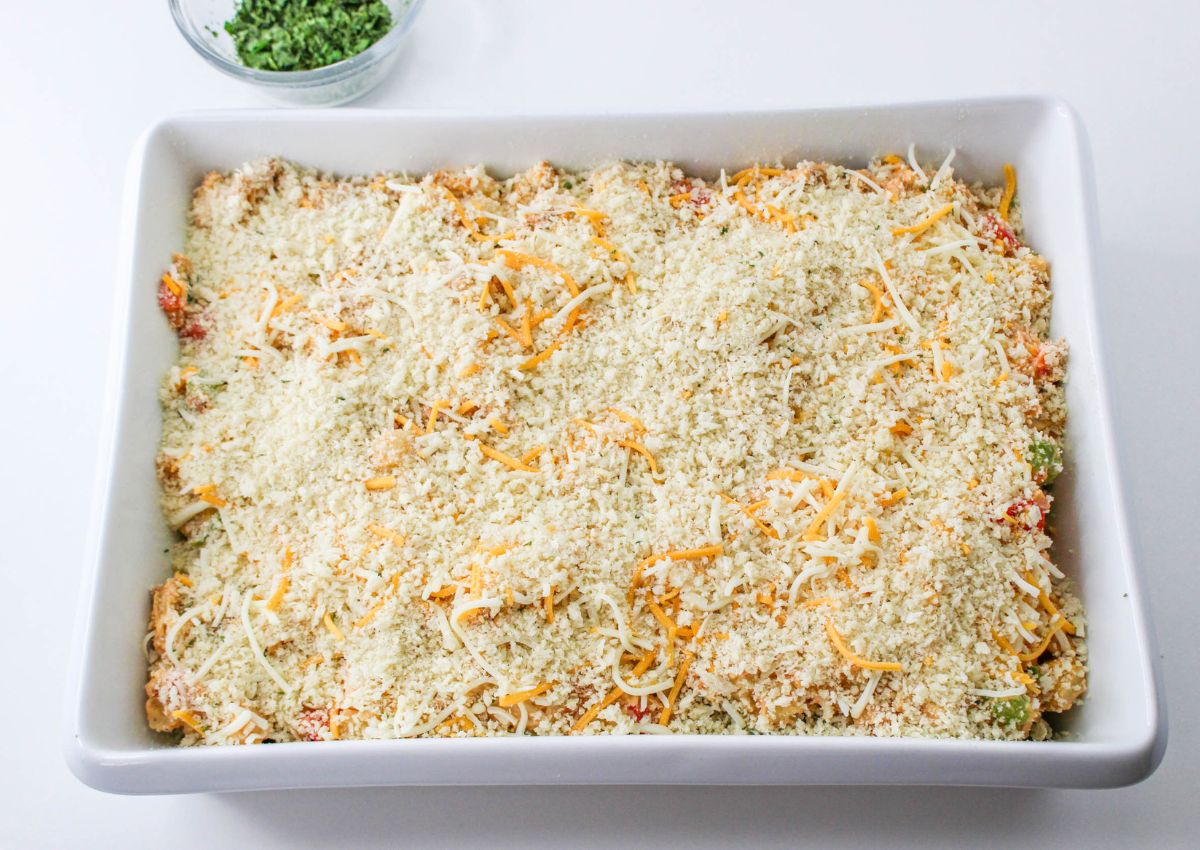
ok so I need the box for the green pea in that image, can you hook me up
[991,695,1031,727]
[1027,440,1062,484]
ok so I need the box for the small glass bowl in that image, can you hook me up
[169,0,425,107]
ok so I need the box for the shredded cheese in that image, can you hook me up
[322,612,345,642]
[479,443,539,473]
[824,620,902,672]
[999,163,1017,221]
[498,682,551,707]
[519,338,563,371]
[657,651,694,725]
[891,203,954,238]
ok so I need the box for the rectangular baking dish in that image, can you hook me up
[64,98,1166,794]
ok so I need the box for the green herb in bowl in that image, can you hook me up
[225,0,394,72]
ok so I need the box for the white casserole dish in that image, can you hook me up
[64,98,1167,793]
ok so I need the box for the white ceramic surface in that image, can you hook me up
[63,99,1166,794]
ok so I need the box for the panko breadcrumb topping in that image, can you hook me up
[146,151,1085,745]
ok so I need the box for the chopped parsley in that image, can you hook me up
[225,0,394,72]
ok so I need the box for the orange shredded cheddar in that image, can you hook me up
[860,279,887,323]
[479,443,538,472]
[499,682,551,707]
[488,417,509,436]
[865,517,880,543]
[175,366,198,392]
[802,490,848,541]
[765,205,797,233]
[312,314,347,333]
[495,275,518,308]
[665,544,723,562]
[993,629,1019,657]
[878,488,908,507]
[497,250,581,297]
[721,494,779,539]
[364,476,396,492]
[162,273,184,298]
[607,407,646,432]
[545,585,555,623]
[436,715,475,734]
[891,203,954,237]
[658,651,695,725]
[615,439,659,475]
[171,709,204,734]
[265,570,290,612]
[646,593,678,639]
[520,446,545,465]
[824,619,902,671]
[198,492,227,508]
[766,468,814,482]
[425,400,449,434]
[732,176,761,218]
[729,166,786,183]
[572,650,656,732]
[494,317,530,349]
[322,613,345,641]
[1018,619,1067,662]
[999,163,1017,220]
[1012,670,1039,693]
[744,501,779,539]
[571,207,609,234]
[520,301,534,348]
[353,598,388,629]
[519,338,563,371]
[366,523,405,546]
[1034,581,1078,635]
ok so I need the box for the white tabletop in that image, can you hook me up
[2,0,1196,846]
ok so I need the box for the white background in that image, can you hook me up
[1,0,1197,846]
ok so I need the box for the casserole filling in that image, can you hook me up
[147,153,1084,743]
